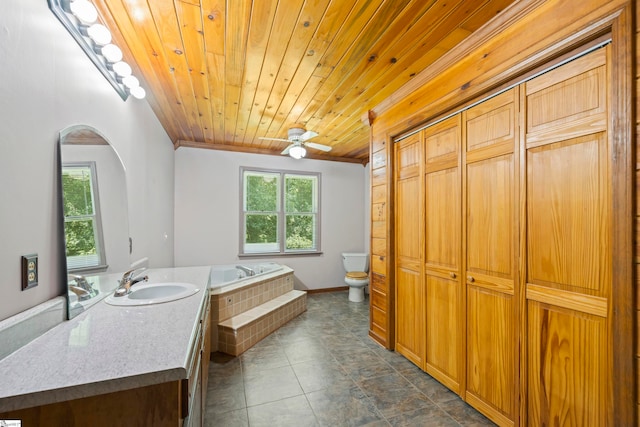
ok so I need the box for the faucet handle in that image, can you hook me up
[122,267,146,280]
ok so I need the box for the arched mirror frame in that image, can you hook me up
[58,125,131,318]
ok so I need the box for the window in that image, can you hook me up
[62,163,106,271]
[241,168,320,255]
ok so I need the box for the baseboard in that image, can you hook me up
[306,286,349,294]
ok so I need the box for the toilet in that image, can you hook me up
[342,253,369,302]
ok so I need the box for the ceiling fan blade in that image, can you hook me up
[305,141,332,152]
[281,144,295,155]
[259,136,292,143]
[299,130,318,141]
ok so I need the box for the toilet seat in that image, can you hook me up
[345,271,368,302]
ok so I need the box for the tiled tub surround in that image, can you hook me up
[0,266,211,414]
[210,266,307,356]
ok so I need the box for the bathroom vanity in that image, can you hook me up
[0,266,211,427]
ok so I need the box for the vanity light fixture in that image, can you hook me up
[69,0,97,24]
[289,145,306,159]
[86,24,111,45]
[122,75,139,89]
[100,44,123,63]
[112,61,132,77]
[48,0,146,100]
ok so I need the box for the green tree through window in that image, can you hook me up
[62,163,106,270]
[242,168,320,254]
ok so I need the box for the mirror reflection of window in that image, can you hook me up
[62,162,106,271]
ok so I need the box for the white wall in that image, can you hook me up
[0,0,175,321]
[174,148,368,291]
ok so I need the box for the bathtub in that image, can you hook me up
[209,262,284,293]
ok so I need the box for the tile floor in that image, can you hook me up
[205,291,495,426]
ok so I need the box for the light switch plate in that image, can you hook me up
[22,254,38,290]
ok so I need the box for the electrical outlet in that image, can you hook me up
[21,254,38,290]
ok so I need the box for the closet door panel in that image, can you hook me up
[395,135,425,368]
[524,48,610,424]
[463,87,518,426]
[526,134,607,296]
[396,177,422,261]
[423,115,463,394]
[425,274,462,391]
[527,301,607,426]
[425,168,460,270]
[396,266,425,367]
[466,154,514,279]
[466,287,515,424]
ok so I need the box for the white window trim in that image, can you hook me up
[62,162,108,272]
[239,167,322,257]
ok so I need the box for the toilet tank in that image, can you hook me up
[342,253,369,272]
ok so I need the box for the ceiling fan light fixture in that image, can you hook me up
[289,145,306,159]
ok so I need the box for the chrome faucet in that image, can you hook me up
[113,268,148,297]
[236,265,255,276]
[68,274,97,301]
[68,274,93,292]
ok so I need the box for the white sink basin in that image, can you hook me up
[105,282,199,306]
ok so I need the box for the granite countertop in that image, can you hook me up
[0,266,211,413]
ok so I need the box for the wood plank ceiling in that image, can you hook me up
[94,0,515,164]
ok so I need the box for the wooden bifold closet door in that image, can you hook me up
[423,116,463,393]
[463,88,519,426]
[523,47,610,425]
[394,134,426,368]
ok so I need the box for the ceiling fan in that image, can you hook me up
[259,127,332,159]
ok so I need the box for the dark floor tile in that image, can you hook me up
[358,372,433,419]
[247,395,319,427]
[306,382,388,427]
[437,398,496,426]
[204,292,490,426]
[250,331,281,349]
[243,365,303,407]
[240,344,289,376]
[282,337,331,364]
[205,381,246,414]
[204,408,249,427]
[387,406,460,427]
[321,333,371,351]
[400,369,460,405]
[343,357,397,382]
[291,358,353,393]
[275,323,318,342]
[209,352,242,378]
[373,347,422,372]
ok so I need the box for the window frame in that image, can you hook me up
[62,161,108,272]
[239,167,322,257]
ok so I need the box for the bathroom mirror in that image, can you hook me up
[59,125,131,318]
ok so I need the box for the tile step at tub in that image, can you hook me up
[217,290,306,356]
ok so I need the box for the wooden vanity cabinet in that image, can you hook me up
[0,296,212,427]
[184,292,212,427]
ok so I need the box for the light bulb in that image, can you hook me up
[70,0,98,24]
[289,145,306,159]
[130,86,146,99]
[112,61,132,77]
[87,24,111,45]
[101,44,123,63]
[122,75,139,89]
